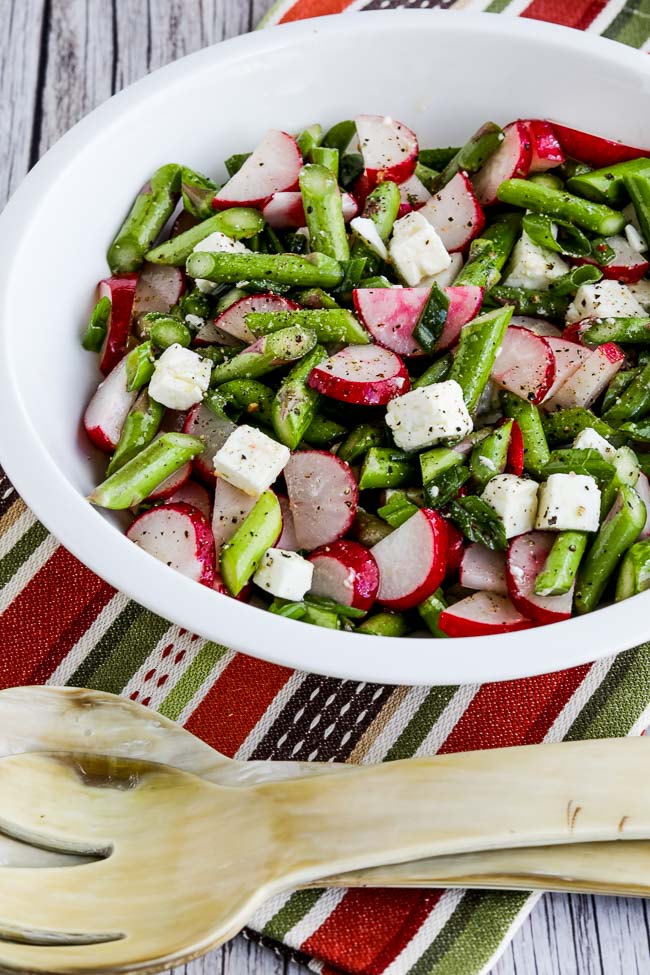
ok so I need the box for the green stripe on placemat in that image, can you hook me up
[263,890,324,941]
[384,687,458,761]
[159,641,230,720]
[0,522,48,586]
[566,645,650,740]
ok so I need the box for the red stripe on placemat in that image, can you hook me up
[521,0,608,29]
[302,890,442,974]
[185,653,293,755]
[278,0,352,23]
[438,665,591,754]
[0,548,112,688]
[30,584,115,684]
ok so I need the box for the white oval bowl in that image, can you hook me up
[1,11,649,686]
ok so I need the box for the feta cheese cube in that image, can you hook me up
[213,425,290,496]
[389,211,451,286]
[482,474,539,538]
[629,279,650,312]
[350,217,388,261]
[566,280,646,324]
[185,313,205,329]
[192,231,251,293]
[503,230,569,291]
[535,473,601,532]
[253,548,314,601]
[148,344,212,410]
[573,427,616,461]
[625,223,648,253]
[385,380,472,451]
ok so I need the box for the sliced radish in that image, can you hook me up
[97,274,138,375]
[182,403,237,485]
[491,326,555,405]
[352,285,481,357]
[544,342,624,411]
[262,190,358,228]
[308,344,409,405]
[163,480,212,521]
[635,472,650,541]
[397,173,431,209]
[550,122,650,168]
[194,319,245,347]
[419,172,485,253]
[146,461,192,501]
[83,354,138,452]
[355,115,418,188]
[446,521,465,578]
[506,531,573,624]
[459,544,507,596]
[213,130,302,209]
[576,235,649,284]
[133,263,185,323]
[472,121,532,206]
[212,477,258,553]
[211,293,299,345]
[371,508,447,611]
[277,494,299,551]
[284,450,358,551]
[542,337,593,402]
[506,420,525,476]
[309,539,379,611]
[511,315,562,338]
[523,119,565,173]
[438,591,535,637]
[127,502,215,586]
[170,210,199,238]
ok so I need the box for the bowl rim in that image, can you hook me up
[1,9,649,687]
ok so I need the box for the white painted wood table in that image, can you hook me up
[2,2,650,971]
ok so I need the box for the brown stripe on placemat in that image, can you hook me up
[0,469,20,523]
[0,497,28,537]
[347,685,414,763]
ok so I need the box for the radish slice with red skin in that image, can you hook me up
[309,540,379,611]
[132,263,185,322]
[575,236,650,284]
[127,502,215,587]
[550,122,650,168]
[262,190,358,228]
[445,521,465,578]
[284,450,358,551]
[397,173,431,210]
[544,342,624,411]
[146,461,192,501]
[472,121,532,206]
[459,544,508,596]
[308,344,409,405]
[510,316,562,338]
[163,480,212,521]
[506,531,573,624]
[522,119,565,173]
[352,286,482,357]
[84,355,138,452]
[371,509,447,611]
[97,274,138,375]
[194,319,244,347]
[542,337,593,402]
[213,130,302,209]
[355,115,418,188]
[277,495,299,551]
[211,293,300,345]
[182,403,237,485]
[438,591,535,636]
[212,478,258,553]
[420,172,485,253]
[491,326,555,405]
[635,472,650,541]
[506,420,525,476]
[560,322,586,345]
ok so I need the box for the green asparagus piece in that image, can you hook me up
[180,166,219,220]
[414,162,440,193]
[423,465,470,508]
[357,612,409,637]
[487,286,570,321]
[413,283,449,354]
[542,407,620,447]
[89,433,203,510]
[528,172,565,191]
[272,345,327,449]
[420,447,464,485]
[623,173,650,247]
[339,153,364,190]
[567,158,650,205]
[179,288,213,321]
[295,288,340,310]
[470,421,512,490]
[245,309,370,344]
[186,250,343,289]
[149,317,192,350]
[297,123,323,157]
[548,265,603,297]
[106,391,165,476]
[501,392,550,477]
[82,296,111,352]
[359,448,418,490]
[418,589,449,638]
[447,496,508,551]
[580,317,650,346]
[600,446,640,518]
[522,213,591,258]
[412,354,453,389]
[338,423,386,464]
[146,208,264,265]
[299,164,350,262]
[351,509,394,546]
[207,380,275,427]
[377,492,419,528]
[602,369,639,413]
[434,122,504,191]
[125,341,155,392]
[362,181,401,241]
[220,491,283,597]
[616,539,650,601]
[211,325,318,384]
[497,179,626,236]
[224,153,251,178]
[302,414,347,448]
[534,531,588,597]
[449,306,512,412]
[453,213,521,289]
[107,163,181,274]
[603,359,650,424]
[575,485,646,613]
[310,146,339,175]
[322,119,356,153]
[619,420,650,442]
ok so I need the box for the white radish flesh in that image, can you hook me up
[163,480,212,521]
[419,172,485,252]
[277,495,299,551]
[214,130,302,209]
[284,451,358,551]
[459,544,507,595]
[84,355,138,452]
[182,404,237,483]
[132,263,185,322]
[506,531,573,624]
[308,344,409,405]
[491,327,555,405]
[262,190,358,228]
[438,591,534,637]
[542,337,593,402]
[511,316,562,338]
[371,509,447,611]
[212,478,257,554]
[211,293,299,345]
[355,114,418,187]
[472,121,532,206]
[309,539,379,611]
[544,342,624,411]
[127,502,216,586]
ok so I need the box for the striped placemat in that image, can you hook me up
[2,1,650,972]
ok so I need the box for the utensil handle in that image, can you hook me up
[269,738,650,882]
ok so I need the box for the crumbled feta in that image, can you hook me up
[628,279,650,311]
[213,425,290,497]
[625,223,648,253]
[535,473,601,532]
[421,252,464,289]
[389,211,451,286]
[503,231,569,291]
[573,427,616,461]
[253,548,314,601]
[148,344,212,410]
[192,231,250,293]
[482,474,539,538]
[350,217,388,260]
[385,380,472,451]
[185,313,205,329]
[566,280,646,323]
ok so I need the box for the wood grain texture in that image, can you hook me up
[1,0,650,971]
